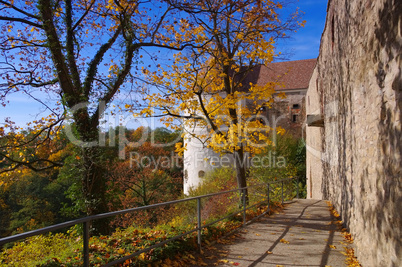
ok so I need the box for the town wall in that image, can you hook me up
[306,0,401,266]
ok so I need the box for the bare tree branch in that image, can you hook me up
[0,0,40,19]
[0,16,42,28]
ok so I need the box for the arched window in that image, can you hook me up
[198,170,205,178]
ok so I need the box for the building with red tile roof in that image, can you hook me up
[255,58,317,91]
[253,58,317,137]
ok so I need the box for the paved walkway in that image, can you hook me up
[201,199,350,267]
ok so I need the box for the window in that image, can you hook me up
[331,15,335,51]
[292,104,300,109]
[198,170,205,178]
[292,114,298,123]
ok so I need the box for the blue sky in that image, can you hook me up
[278,0,328,61]
[0,0,328,128]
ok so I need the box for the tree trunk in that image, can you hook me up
[75,112,110,235]
[81,146,110,235]
[234,146,249,206]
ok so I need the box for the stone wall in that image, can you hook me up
[306,0,401,266]
[306,68,324,199]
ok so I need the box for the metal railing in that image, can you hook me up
[0,177,299,266]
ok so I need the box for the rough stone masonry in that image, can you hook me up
[306,0,401,266]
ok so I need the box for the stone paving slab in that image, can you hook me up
[203,199,349,267]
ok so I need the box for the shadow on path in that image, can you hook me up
[197,199,350,267]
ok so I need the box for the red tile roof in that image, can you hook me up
[247,58,317,91]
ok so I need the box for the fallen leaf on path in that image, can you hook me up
[280,238,290,244]
[329,245,337,249]
[266,251,273,254]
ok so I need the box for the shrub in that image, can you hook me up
[0,232,81,267]
[249,133,307,198]
[186,168,240,221]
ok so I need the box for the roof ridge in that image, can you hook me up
[270,58,317,64]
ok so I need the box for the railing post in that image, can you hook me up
[281,181,284,204]
[267,183,270,214]
[296,177,300,199]
[83,221,90,267]
[197,198,202,253]
[242,188,246,225]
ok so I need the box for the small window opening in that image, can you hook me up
[331,15,335,50]
[198,170,205,178]
[292,114,298,123]
[292,104,300,109]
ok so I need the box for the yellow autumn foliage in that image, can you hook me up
[139,0,304,168]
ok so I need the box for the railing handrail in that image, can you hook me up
[0,176,299,266]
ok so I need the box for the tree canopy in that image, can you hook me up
[140,0,304,191]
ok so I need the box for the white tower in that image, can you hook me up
[182,125,217,194]
[182,98,236,195]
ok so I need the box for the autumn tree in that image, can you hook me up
[0,0,196,234]
[104,126,182,227]
[0,130,75,237]
[140,0,304,195]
